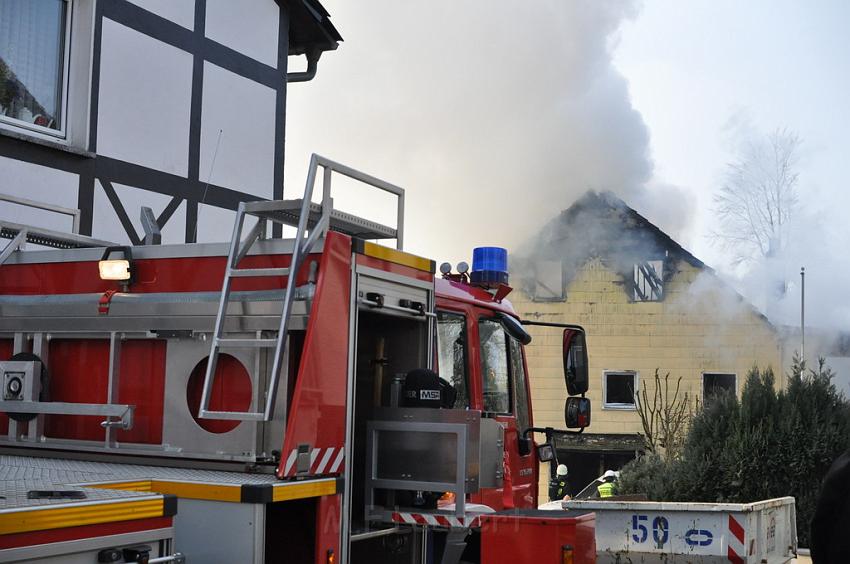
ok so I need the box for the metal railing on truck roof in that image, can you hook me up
[0,193,117,263]
[199,153,405,423]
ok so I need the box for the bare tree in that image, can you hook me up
[713,128,801,265]
[635,369,697,461]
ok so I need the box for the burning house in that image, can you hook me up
[511,191,784,499]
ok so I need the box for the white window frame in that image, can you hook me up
[602,370,639,410]
[701,372,737,402]
[0,0,73,140]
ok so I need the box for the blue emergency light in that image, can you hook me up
[471,246,509,286]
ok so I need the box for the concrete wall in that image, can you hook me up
[514,257,784,435]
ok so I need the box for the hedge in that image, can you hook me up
[618,357,850,547]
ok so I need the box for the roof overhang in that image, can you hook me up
[279,0,342,56]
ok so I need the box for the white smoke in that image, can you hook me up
[731,208,850,332]
[285,0,693,265]
[711,121,850,333]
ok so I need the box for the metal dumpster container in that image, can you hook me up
[564,496,797,563]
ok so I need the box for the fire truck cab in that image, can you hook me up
[0,156,593,564]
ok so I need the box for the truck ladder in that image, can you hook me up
[198,154,405,422]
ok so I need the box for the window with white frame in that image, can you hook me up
[633,260,664,302]
[702,372,736,404]
[0,0,71,137]
[603,371,637,409]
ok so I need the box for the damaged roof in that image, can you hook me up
[515,190,775,327]
[532,190,705,270]
[280,0,343,56]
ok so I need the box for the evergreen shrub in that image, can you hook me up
[618,357,850,547]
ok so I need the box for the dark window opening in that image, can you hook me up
[703,372,736,404]
[604,371,637,408]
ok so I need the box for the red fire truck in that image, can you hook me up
[0,155,594,563]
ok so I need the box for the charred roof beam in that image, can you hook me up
[637,261,663,292]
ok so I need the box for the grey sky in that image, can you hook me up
[283,1,850,329]
[613,0,850,328]
[614,0,850,270]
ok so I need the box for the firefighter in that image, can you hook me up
[597,470,618,498]
[548,464,570,501]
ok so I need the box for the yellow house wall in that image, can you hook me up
[513,258,783,436]
[514,258,782,501]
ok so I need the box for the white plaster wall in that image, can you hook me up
[97,19,193,177]
[0,156,79,232]
[127,0,195,30]
[205,0,279,67]
[199,62,276,199]
[195,203,234,244]
[157,200,187,243]
[91,180,187,244]
[91,182,131,245]
[195,203,262,244]
[113,181,187,245]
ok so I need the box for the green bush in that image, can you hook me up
[618,357,850,547]
[616,452,672,500]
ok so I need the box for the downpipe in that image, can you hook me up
[287,49,322,83]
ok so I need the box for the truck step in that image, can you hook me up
[215,338,278,348]
[228,267,290,278]
[198,409,266,421]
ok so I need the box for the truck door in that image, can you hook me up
[435,309,471,410]
[473,315,537,509]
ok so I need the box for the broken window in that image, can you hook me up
[603,371,637,409]
[532,260,564,302]
[633,260,664,302]
[702,373,736,404]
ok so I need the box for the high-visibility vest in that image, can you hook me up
[597,481,615,498]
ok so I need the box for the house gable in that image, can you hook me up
[513,191,783,498]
